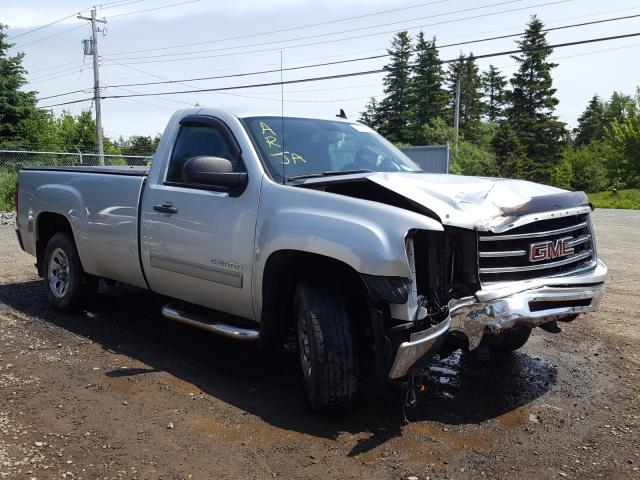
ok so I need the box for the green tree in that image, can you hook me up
[481,64,507,122]
[605,91,637,125]
[17,109,60,150]
[419,117,456,145]
[378,31,413,143]
[122,135,157,156]
[563,142,611,192]
[607,113,640,188]
[73,110,97,151]
[358,96,381,130]
[410,32,447,142]
[0,23,39,148]
[574,94,607,146]
[452,141,498,177]
[550,158,573,190]
[492,122,527,179]
[446,53,485,141]
[507,16,566,184]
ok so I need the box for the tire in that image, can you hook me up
[294,282,358,411]
[491,325,532,354]
[43,232,99,312]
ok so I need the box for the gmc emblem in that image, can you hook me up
[529,237,574,262]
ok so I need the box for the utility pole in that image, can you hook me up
[78,9,106,166]
[453,74,461,162]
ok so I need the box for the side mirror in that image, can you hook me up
[183,156,248,195]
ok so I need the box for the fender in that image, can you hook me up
[33,183,87,256]
[252,180,443,321]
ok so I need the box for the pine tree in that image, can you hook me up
[358,96,381,130]
[378,31,413,143]
[574,95,607,146]
[492,122,527,178]
[446,53,485,141]
[507,16,566,184]
[0,23,38,148]
[482,64,507,122]
[410,32,447,142]
[605,91,637,125]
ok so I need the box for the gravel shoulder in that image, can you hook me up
[0,209,638,480]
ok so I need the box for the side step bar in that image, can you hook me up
[161,303,259,341]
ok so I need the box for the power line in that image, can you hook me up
[38,12,640,101]
[112,12,640,82]
[7,12,82,40]
[105,0,203,19]
[102,0,573,65]
[12,25,87,50]
[28,60,86,76]
[27,4,640,77]
[38,31,640,109]
[103,0,454,56]
[30,69,92,86]
[106,0,536,60]
[101,56,329,104]
[30,64,92,83]
[7,0,148,47]
[98,0,150,11]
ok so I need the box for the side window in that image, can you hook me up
[166,123,242,184]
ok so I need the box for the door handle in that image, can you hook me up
[153,203,178,214]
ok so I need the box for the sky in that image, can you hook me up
[2,0,640,141]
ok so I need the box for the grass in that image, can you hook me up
[0,171,17,211]
[589,189,640,210]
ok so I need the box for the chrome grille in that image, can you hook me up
[478,213,596,284]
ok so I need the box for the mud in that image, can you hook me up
[0,209,638,479]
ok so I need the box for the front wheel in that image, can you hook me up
[43,232,98,312]
[490,325,532,354]
[295,282,358,411]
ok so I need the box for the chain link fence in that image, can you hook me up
[0,149,151,172]
[0,150,152,213]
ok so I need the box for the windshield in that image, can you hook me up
[242,116,422,181]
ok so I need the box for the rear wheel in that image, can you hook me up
[490,325,532,354]
[43,232,98,312]
[295,282,358,411]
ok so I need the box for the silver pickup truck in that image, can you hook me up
[15,108,607,410]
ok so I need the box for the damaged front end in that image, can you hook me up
[448,205,607,352]
[365,205,607,379]
[298,173,607,378]
[362,227,476,379]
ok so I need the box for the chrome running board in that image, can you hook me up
[161,303,259,341]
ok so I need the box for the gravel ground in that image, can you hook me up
[0,212,15,226]
[0,209,638,480]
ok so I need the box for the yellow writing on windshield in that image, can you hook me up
[269,151,306,165]
[259,121,306,164]
[260,121,276,136]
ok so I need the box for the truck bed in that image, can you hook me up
[17,167,148,289]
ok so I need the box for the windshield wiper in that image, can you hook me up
[287,169,372,181]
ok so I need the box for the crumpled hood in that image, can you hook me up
[366,172,575,230]
[298,172,590,230]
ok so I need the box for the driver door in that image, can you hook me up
[141,115,259,319]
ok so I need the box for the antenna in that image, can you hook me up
[280,50,285,185]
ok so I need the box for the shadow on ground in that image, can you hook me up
[0,280,556,456]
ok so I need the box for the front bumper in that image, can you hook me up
[388,314,451,379]
[449,258,608,350]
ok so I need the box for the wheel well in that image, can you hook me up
[36,212,74,277]
[260,250,372,351]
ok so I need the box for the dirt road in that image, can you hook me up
[0,209,638,480]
